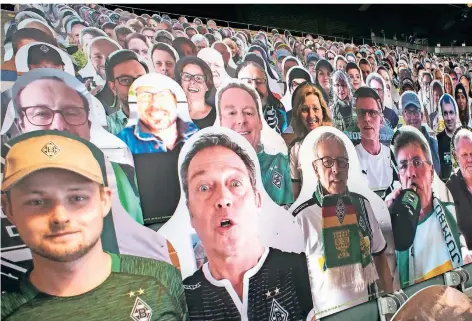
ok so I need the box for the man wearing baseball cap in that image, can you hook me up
[27,44,65,71]
[1,130,188,320]
[400,91,441,175]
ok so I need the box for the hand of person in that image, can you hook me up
[385,187,402,208]
[89,84,103,96]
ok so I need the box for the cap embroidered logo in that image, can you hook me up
[41,141,60,159]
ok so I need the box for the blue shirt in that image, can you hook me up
[117,119,198,155]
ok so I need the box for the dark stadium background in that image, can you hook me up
[2,4,472,46]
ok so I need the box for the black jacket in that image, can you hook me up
[446,171,472,249]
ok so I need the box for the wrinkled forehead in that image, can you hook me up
[397,141,427,160]
[314,137,347,158]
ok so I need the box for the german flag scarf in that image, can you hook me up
[315,184,379,292]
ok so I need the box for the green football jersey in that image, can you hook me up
[1,253,188,321]
[257,149,294,206]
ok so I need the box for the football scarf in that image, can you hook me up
[396,196,462,288]
[314,184,379,292]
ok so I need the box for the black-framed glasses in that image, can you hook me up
[22,106,88,126]
[372,87,384,95]
[181,72,206,84]
[398,157,431,173]
[314,156,349,168]
[240,77,266,86]
[115,75,139,86]
[357,109,382,119]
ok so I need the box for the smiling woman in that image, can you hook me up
[174,56,216,129]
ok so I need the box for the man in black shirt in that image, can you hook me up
[437,94,459,181]
[180,131,314,321]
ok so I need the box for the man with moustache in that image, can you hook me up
[447,127,472,250]
[385,127,464,288]
[181,131,313,321]
[437,94,459,181]
[216,80,293,206]
[293,131,392,318]
[117,86,198,154]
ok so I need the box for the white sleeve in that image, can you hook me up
[365,199,387,254]
[290,142,301,181]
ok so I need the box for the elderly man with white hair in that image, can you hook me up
[447,127,472,251]
[191,34,209,53]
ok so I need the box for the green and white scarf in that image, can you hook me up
[396,196,462,288]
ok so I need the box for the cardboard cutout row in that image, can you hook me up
[213,79,293,205]
[385,125,465,290]
[289,126,397,319]
[1,69,177,291]
[158,126,313,320]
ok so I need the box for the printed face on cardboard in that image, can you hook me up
[119,72,197,155]
[159,126,304,279]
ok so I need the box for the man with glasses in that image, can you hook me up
[385,128,464,288]
[292,131,392,318]
[400,91,441,175]
[366,73,399,129]
[104,50,148,135]
[237,61,290,134]
[354,88,396,197]
[117,86,198,154]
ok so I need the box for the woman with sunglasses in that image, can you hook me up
[175,56,216,129]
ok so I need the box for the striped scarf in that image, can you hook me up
[315,184,379,292]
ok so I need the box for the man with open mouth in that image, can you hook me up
[293,130,392,318]
[181,131,313,321]
[385,127,465,289]
[216,80,293,206]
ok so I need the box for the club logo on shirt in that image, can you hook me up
[336,198,345,224]
[272,171,282,189]
[130,297,152,321]
[269,298,289,321]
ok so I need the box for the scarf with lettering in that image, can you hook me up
[396,196,462,288]
[315,184,379,292]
